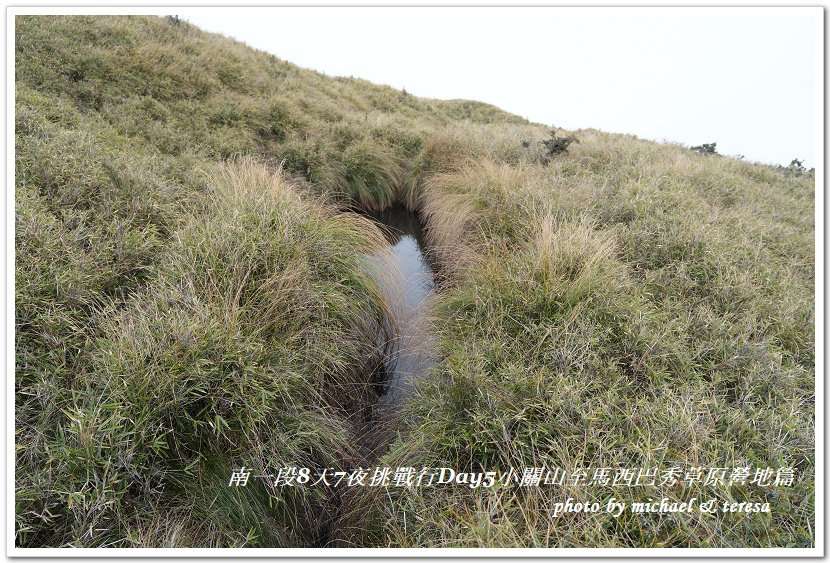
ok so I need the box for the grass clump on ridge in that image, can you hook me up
[17,157,393,547]
[15,14,815,549]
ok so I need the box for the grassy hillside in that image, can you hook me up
[15,15,815,548]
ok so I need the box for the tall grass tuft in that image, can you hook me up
[341,141,403,211]
[16,157,396,546]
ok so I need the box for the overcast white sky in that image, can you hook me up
[178,7,819,168]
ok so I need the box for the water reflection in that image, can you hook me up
[364,205,435,404]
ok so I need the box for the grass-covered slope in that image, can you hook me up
[15,15,814,548]
[364,136,815,547]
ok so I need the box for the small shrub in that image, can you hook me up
[690,142,717,155]
[789,158,806,174]
[774,158,813,178]
[541,128,577,161]
[521,129,578,165]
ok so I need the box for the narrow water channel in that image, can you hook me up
[363,204,436,407]
[319,205,437,547]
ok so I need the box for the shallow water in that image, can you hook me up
[364,205,436,404]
